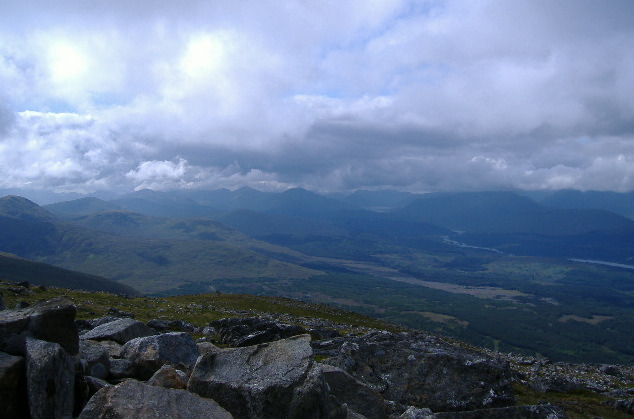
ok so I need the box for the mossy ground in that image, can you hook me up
[514,383,631,418]
[0,279,400,332]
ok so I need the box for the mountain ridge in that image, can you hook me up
[45,197,124,217]
[392,191,634,235]
[0,195,320,294]
[541,189,634,219]
[0,195,56,221]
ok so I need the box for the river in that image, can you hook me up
[569,259,634,270]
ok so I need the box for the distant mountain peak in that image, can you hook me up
[0,195,55,221]
[45,197,122,217]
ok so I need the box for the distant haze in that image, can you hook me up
[1,1,634,194]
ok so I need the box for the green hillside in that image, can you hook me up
[0,197,320,294]
[0,195,56,221]
[0,252,139,295]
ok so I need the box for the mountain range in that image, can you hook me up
[44,187,634,263]
[0,195,319,294]
[539,189,634,219]
[2,188,634,364]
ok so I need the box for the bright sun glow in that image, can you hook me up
[48,43,88,83]
[180,34,227,78]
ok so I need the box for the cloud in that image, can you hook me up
[0,102,14,136]
[1,0,634,194]
[125,158,192,191]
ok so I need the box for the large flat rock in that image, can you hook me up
[188,334,329,419]
[80,318,155,344]
[324,331,515,412]
[78,379,233,419]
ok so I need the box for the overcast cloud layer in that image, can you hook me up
[1,0,634,194]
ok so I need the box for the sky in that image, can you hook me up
[1,0,634,195]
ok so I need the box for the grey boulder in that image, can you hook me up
[78,379,233,419]
[0,297,79,356]
[147,364,189,389]
[188,334,329,419]
[79,340,111,379]
[147,318,200,333]
[25,337,75,419]
[324,331,515,412]
[0,351,29,418]
[80,318,155,344]
[320,363,386,418]
[209,317,308,347]
[120,332,200,380]
[84,376,111,398]
[108,358,137,380]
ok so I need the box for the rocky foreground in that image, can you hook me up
[1,293,634,418]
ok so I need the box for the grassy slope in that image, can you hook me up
[66,211,313,264]
[45,227,320,294]
[0,252,139,295]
